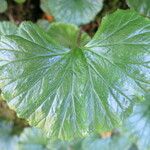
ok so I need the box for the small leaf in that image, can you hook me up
[0,21,17,35]
[127,0,150,17]
[37,19,51,31]
[0,10,149,140]
[0,0,7,13]
[40,0,104,25]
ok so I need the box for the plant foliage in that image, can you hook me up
[125,93,150,150]
[127,0,150,17]
[0,121,19,150]
[0,22,17,35]
[0,9,149,140]
[0,0,7,13]
[40,0,104,25]
[0,121,139,150]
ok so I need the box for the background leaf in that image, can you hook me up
[18,128,50,150]
[14,0,26,4]
[125,93,150,150]
[127,0,150,17]
[40,0,104,25]
[0,0,8,13]
[80,133,136,150]
[48,132,138,150]
[0,121,19,150]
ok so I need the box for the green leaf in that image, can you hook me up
[48,133,138,150]
[0,10,149,140]
[80,133,136,150]
[127,0,150,17]
[40,0,103,25]
[0,121,19,150]
[47,22,91,48]
[48,140,70,150]
[0,21,17,35]
[37,19,51,31]
[14,0,26,4]
[18,128,50,150]
[126,93,150,150]
[18,129,138,150]
[0,0,7,13]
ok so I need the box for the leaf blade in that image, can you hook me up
[0,10,149,140]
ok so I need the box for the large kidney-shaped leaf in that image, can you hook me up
[127,0,150,17]
[0,10,149,140]
[40,0,103,25]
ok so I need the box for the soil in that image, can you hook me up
[0,0,42,22]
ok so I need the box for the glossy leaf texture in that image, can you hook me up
[125,93,150,150]
[127,0,150,17]
[0,21,17,35]
[0,10,149,140]
[40,0,103,25]
[0,0,7,13]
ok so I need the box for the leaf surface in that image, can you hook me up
[0,10,149,140]
[40,0,103,25]
[47,22,91,48]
